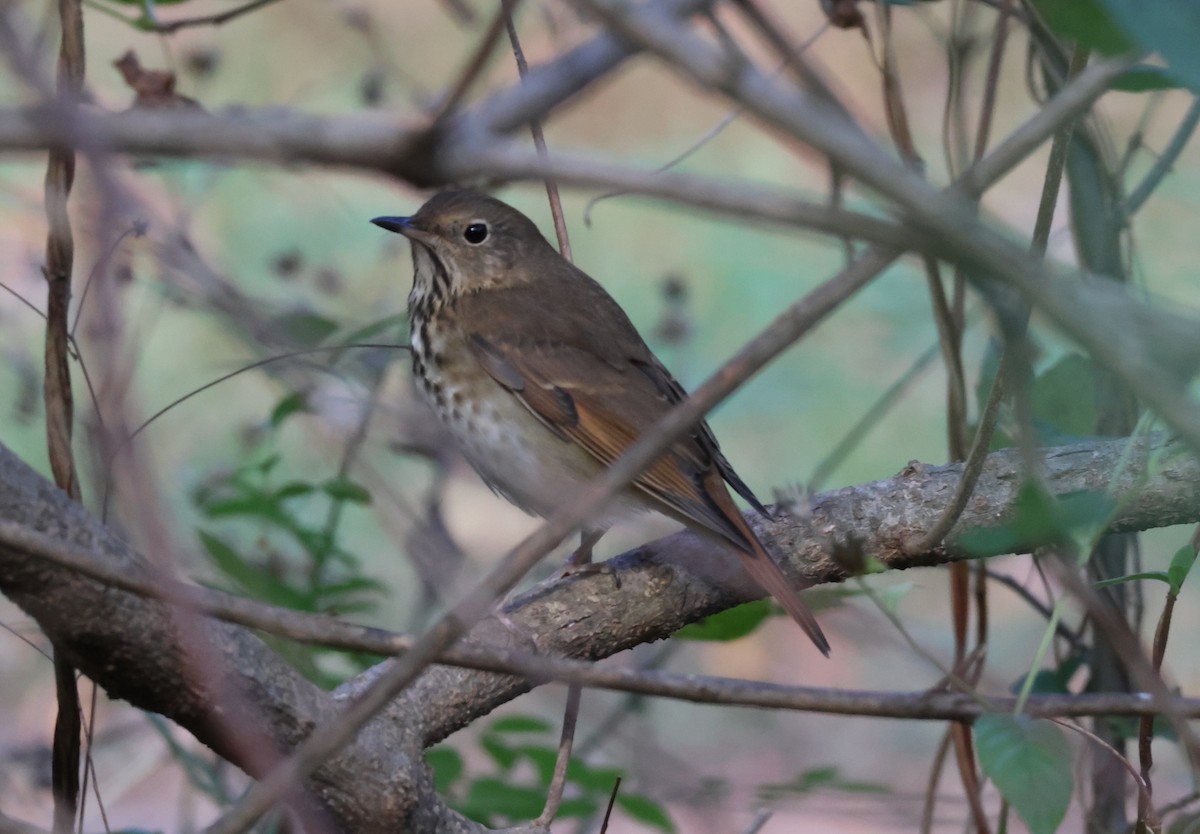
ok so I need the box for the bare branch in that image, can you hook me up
[3,410,1199,830]
[5,432,1200,730]
[142,0,283,34]
[0,446,441,833]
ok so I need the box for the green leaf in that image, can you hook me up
[760,766,889,800]
[197,530,311,610]
[273,310,339,346]
[513,745,558,785]
[1094,571,1171,589]
[269,391,309,427]
[146,713,233,802]
[458,778,544,824]
[1031,0,1137,55]
[675,600,772,641]
[959,482,1116,556]
[1030,354,1096,441]
[425,747,463,794]
[1112,64,1184,92]
[875,582,913,617]
[1006,480,1060,535]
[489,715,553,735]
[975,338,1003,414]
[479,736,518,772]
[1057,490,1118,532]
[1011,655,1084,696]
[322,478,372,505]
[556,797,600,819]
[1167,544,1198,594]
[1099,714,1177,744]
[202,494,288,523]
[617,794,676,833]
[338,312,408,345]
[317,576,388,598]
[1099,0,1200,92]
[976,715,1073,834]
[293,528,336,561]
[274,481,315,501]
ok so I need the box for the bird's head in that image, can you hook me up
[372,190,553,295]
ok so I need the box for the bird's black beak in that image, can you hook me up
[371,215,414,234]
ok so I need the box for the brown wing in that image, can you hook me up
[458,275,768,511]
[468,331,752,550]
[629,357,770,518]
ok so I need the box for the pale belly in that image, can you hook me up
[416,361,643,528]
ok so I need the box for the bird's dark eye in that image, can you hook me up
[464,222,489,244]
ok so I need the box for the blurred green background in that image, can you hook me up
[2,1,1200,831]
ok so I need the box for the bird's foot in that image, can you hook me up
[556,557,622,590]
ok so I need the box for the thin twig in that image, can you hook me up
[582,103,745,225]
[43,2,84,830]
[69,223,140,339]
[597,776,621,834]
[982,568,1086,652]
[76,682,112,834]
[0,279,49,319]
[506,7,582,824]
[941,8,1011,798]
[138,0,282,34]
[316,364,387,586]
[1048,556,1200,770]
[1031,45,1092,257]
[1123,95,1200,220]
[872,1,921,169]
[939,0,971,180]
[1052,717,1152,813]
[100,343,408,519]
[740,808,772,834]
[536,684,582,826]
[807,338,940,491]
[732,0,843,113]
[1135,533,1193,831]
[463,141,922,247]
[904,352,1009,554]
[574,644,676,757]
[924,257,969,460]
[9,517,1200,723]
[955,0,1017,717]
[972,0,1016,162]
[905,43,1093,555]
[431,1,519,123]
[855,578,989,706]
[919,728,953,834]
[924,31,978,824]
[951,720,991,834]
[504,0,571,260]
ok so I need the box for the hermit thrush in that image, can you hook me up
[372,191,830,655]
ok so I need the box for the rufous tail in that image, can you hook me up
[695,468,831,655]
[737,542,830,656]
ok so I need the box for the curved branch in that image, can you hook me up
[3,434,1197,752]
[0,444,459,834]
[403,435,1199,743]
